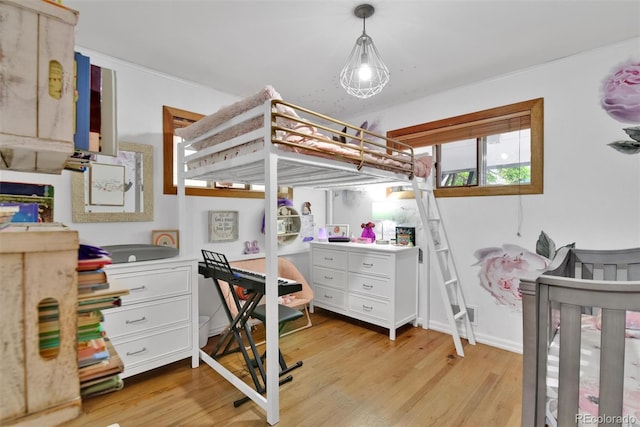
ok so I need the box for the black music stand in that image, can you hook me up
[200,250,303,407]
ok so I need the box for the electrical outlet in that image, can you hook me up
[452,304,478,325]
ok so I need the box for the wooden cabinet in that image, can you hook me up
[102,258,199,378]
[0,226,81,426]
[309,242,419,340]
[0,0,78,174]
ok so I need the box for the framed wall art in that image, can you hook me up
[152,229,179,248]
[208,211,239,242]
[89,163,125,206]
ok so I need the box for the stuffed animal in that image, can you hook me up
[361,222,376,241]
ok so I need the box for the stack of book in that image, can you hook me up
[75,244,128,398]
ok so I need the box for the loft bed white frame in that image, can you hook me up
[176,97,428,425]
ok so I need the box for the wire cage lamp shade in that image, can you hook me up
[340,4,390,99]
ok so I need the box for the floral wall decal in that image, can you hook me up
[473,232,574,309]
[473,244,549,309]
[600,60,640,154]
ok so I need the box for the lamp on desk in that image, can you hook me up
[372,201,395,242]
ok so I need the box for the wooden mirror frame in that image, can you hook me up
[72,141,154,222]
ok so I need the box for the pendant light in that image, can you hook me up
[340,4,390,99]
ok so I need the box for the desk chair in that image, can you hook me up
[229,257,314,336]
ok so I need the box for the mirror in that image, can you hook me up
[72,141,153,222]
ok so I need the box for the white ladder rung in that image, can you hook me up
[444,279,458,287]
[436,247,449,254]
[454,310,467,321]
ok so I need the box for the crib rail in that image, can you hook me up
[521,247,640,427]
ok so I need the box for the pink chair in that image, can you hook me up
[225,257,314,336]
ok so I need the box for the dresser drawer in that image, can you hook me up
[109,267,190,304]
[348,294,389,322]
[312,248,348,270]
[348,252,392,277]
[102,295,191,339]
[312,266,347,289]
[314,285,345,309]
[111,324,191,371]
[348,272,391,299]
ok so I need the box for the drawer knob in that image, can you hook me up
[324,275,333,280]
[127,347,147,356]
[324,257,333,261]
[324,294,333,299]
[362,262,373,268]
[130,285,147,291]
[125,316,147,324]
[362,283,373,290]
[362,304,373,311]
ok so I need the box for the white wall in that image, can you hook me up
[333,38,640,352]
[1,48,326,334]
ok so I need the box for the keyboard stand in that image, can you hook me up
[200,250,303,407]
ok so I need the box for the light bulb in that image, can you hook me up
[358,63,372,81]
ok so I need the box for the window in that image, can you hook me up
[387,98,543,197]
[162,106,291,199]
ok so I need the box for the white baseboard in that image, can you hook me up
[425,320,523,354]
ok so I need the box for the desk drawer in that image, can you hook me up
[313,266,347,289]
[348,272,391,299]
[109,267,190,304]
[313,248,347,270]
[111,324,191,370]
[348,252,392,277]
[314,285,345,309]
[348,294,389,322]
[102,295,190,339]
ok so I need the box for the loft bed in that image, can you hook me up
[520,247,640,427]
[175,86,433,425]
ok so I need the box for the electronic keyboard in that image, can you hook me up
[198,252,302,296]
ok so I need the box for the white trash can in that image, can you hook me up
[199,315,211,348]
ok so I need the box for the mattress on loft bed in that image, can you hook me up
[545,313,640,427]
[175,86,433,180]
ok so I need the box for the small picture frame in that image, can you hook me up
[208,210,239,242]
[395,226,416,246]
[326,224,349,237]
[152,229,179,248]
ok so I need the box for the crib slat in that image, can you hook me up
[598,308,626,427]
[558,303,582,426]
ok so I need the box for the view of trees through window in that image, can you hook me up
[387,98,543,198]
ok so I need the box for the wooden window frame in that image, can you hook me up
[163,105,292,199]
[387,98,543,198]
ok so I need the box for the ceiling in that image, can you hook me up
[65,0,640,119]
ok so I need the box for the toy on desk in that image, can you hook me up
[243,240,260,255]
[302,201,311,215]
[360,222,376,243]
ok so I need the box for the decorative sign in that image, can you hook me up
[151,229,179,248]
[208,211,239,242]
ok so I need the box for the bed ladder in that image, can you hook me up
[412,179,476,357]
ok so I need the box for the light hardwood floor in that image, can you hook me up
[62,309,522,427]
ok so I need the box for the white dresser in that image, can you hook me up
[103,257,199,378]
[309,242,419,340]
